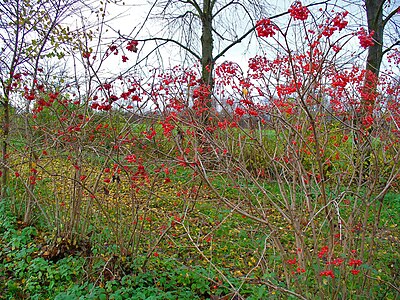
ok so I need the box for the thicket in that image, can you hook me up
[1,1,399,299]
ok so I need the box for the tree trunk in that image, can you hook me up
[201,0,214,88]
[198,0,214,127]
[354,1,385,186]
[1,95,10,199]
[365,0,385,78]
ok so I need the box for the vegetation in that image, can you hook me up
[1,0,399,299]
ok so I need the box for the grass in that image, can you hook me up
[2,121,399,299]
[1,173,399,299]
[0,199,267,299]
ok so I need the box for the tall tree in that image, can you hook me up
[114,0,327,128]
[365,0,399,78]
[124,1,276,90]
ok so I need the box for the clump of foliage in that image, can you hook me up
[1,0,399,299]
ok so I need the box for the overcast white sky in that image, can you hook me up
[72,0,399,80]
[94,0,311,72]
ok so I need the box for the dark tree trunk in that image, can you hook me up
[353,1,386,186]
[365,0,385,78]
[198,0,214,126]
[201,0,214,87]
[1,94,10,199]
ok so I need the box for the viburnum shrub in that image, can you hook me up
[8,2,399,299]
[118,3,398,299]
[8,33,171,259]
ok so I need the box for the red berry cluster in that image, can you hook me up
[126,40,138,52]
[320,269,335,278]
[332,11,349,31]
[358,28,375,48]
[256,19,277,37]
[288,1,309,21]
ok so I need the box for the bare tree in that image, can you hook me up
[139,1,269,85]
[0,0,83,207]
[113,0,329,130]
[121,2,308,86]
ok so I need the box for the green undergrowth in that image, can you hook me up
[1,163,399,299]
[1,188,399,299]
[0,200,275,299]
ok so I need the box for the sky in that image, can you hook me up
[62,0,399,91]
[90,0,307,73]
[3,0,398,112]
[93,0,371,74]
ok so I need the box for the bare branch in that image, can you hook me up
[182,0,202,16]
[214,0,329,62]
[383,5,400,27]
[212,0,235,19]
[121,36,201,61]
[382,40,400,56]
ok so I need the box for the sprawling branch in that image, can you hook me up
[183,0,202,16]
[383,5,400,27]
[214,1,329,62]
[382,40,400,56]
[212,0,235,19]
[125,36,201,61]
